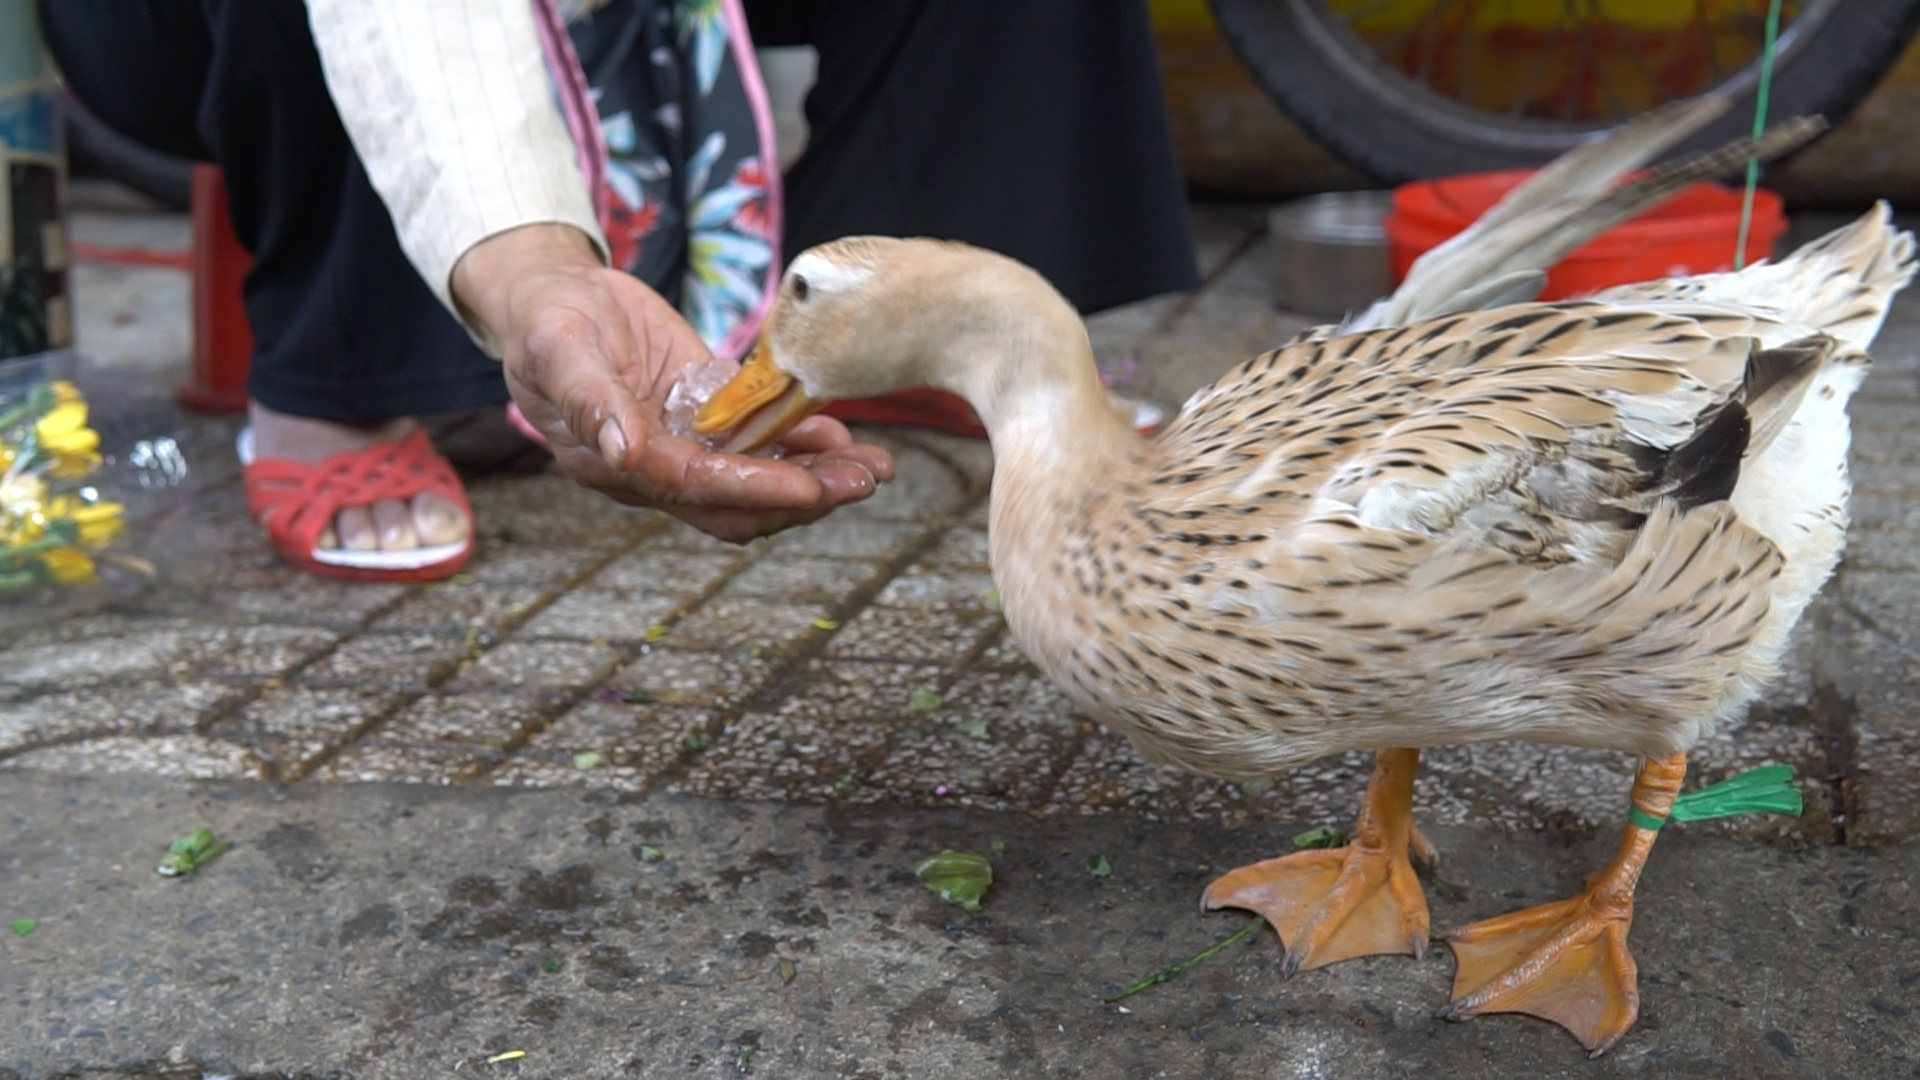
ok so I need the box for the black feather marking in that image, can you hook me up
[1666,403,1751,509]
[1486,310,1556,333]
[1526,318,1586,351]
[1591,312,1648,329]
[1468,335,1517,365]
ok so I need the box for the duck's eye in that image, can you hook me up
[791,274,811,302]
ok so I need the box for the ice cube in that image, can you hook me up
[664,355,742,448]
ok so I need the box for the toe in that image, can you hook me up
[371,498,419,551]
[336,506,378,551]
[411,491,470,547]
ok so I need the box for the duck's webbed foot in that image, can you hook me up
[1203,748,1430,976]
[1439,752,1687,1056]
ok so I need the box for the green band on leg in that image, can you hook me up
[1625,765,1804,835]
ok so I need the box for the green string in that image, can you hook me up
[1630,764,1804,832]
[1733,0,1786,271]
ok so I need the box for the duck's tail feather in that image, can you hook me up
[1603,202,1916,354]
[1352,98,1826,332]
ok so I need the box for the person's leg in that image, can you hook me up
[744,0,1199,314]
[42,0,484,557]
[196,0,508,428]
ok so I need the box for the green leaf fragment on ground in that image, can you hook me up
[915,850,992,912]
[1239,778,1274,795]
[10,918,37,937]
[157,828,232,877]
[644,624,671,643]
[990,839,1007,855]
[778,958,798,984]
[638,845,664,863]
[486,1050,526,1064]
[910,690,943,712]
[1088,855,1113,878]
[812,618,839,631]
[541,957,561,973]
[449,573,476,586]
[681,734,709,752]
[983,588,1000,609]
[572,751,604,771]
[957,719,989,740]
[1292,825,1349,850]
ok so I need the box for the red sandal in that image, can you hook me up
[239,427,474,582]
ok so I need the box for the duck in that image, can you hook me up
[691,113,1915,1055]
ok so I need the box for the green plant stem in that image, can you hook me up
[1103,917,1265,1003]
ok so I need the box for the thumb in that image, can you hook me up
[512,308,654,470]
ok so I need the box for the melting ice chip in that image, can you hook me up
[664,355,741,448]
[664,355,786,458]
[128,437,188,489]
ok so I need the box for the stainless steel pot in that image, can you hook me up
[1268,191,1394,318]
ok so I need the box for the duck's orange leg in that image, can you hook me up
[1439,752,1687,1056]
[1203,748,1431,977]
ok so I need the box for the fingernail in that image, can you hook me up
[598,420,629,469]
[838,460,876,493]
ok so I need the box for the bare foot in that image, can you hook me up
[247,402,470,554]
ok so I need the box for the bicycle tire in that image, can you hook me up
[64,91,193,211]
[1210,0,1920,183]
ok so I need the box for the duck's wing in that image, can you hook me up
[1098,301,1839,765]
[1150,300,1825,569]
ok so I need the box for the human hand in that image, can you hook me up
[451,224,894,541]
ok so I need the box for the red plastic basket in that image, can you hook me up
[1386,169,1787,300]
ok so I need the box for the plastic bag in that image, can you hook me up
[0,352,126,591]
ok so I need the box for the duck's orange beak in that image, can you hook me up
[693,336,823,454]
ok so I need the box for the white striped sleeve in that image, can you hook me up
[306,0,610,351]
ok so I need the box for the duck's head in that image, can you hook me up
[694,237,1086,453]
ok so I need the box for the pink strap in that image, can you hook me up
[529,0,784,363]
[530,0,611,228]
[713,0,785,363]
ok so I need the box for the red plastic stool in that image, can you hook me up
[176,164,253,413]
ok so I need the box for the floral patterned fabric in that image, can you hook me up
[558,0,779,360]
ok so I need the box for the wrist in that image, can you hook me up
[451,223,603,345]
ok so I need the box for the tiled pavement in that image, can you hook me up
[5,202,1919,852]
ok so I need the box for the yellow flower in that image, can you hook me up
[49,380,81,404]
[0,471,47,522]
[46,496,125,548]
[35,400,102,478]
[38,547,97,584]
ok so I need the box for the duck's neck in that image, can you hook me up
[918,277,1142,669]
[922,273,1139,498]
